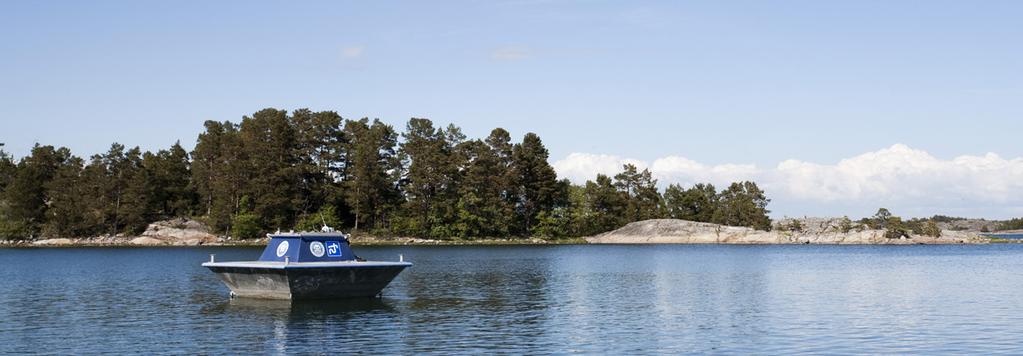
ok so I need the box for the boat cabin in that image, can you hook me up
[258,232,357,262]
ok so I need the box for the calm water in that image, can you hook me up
[2,244,1023,354]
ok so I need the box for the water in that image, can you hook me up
[985,233,1023,239]
[2,244,1022,354]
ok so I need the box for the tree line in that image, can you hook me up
[0,108,773,240]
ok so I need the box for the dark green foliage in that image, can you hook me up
[864,208,893,229]
[139,142,194,220]
[614,164,663,221]
[0,109,788,240]
[0,144,14,193]
[343,118,399,232]
[512,133,564,236]
[192,120,245,232]
[41,156,88,237]
[0,144,18,238]
[240,108,303,231]
[866,208,913,238]
[231,212,262,239]
[883,217,909,239]
[838,216,855,233]
[930,215,965,223]
[905,216,943,237]
[1,145,74,238]
[396,118,460,238]
[581,174,628,234]
[452,139,511,238]
[712,181,772,231]
[663,183,717,222]
[923,220,942,237]
[295,205,344,233]
[1000,218,1023,231]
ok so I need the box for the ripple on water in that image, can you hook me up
[1,245,1022,354]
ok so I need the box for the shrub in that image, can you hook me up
[295,205,344,232]
[838,216,854,233]
[884,217,909,239]
[921,220,942,237]
[231,213,262,239]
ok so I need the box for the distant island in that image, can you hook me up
[1,108,1021,246]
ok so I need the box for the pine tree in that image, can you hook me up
[192,120,246,233]
[291,109,345,218]
[398,118,460,237]
[2,145,74,238]
[582,174,627,234]
[452,139,509,238]
[512,133,562,236]
[42,156,90,237]
[343,118,399,232]
[485,128,517,235]
[0,143,16,238]
[712,181,771,230]
[613,164,662,221]
[0,143,14,192]
[663,183,717,222]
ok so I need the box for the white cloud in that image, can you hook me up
[773,144,1023,204]
[552,153,646,182]
[491,46,533,61]
[552,153,758,188]
[553,144,1023,218]
[341,46,364,59]
[650,157,759,188]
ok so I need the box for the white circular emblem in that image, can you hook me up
[310,241,325,257]
[276,241,290,257]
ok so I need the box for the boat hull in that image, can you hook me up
[204,262,410,300]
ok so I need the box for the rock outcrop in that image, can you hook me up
[139,218,220,245]
[32,238,74,246]
[586,219,989,245]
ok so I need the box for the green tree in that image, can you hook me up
[0,143,14,192]
[239,109,303,231]
[292,109,345,218]
[41,156,90,237]
[712,181,771,230]
[84,144,145,235]
[582,174,628,234]
[295,205,344,232]
[512,133,563,236]
[663,183,717,222]
[139,142,194,219]
[2,145,74,238]
[191,120,246,232]
[613,164,663,222]
[397,118,459,237]
[870,208,893,230]
[922,220,942,237]
[343,118,400,232]
[452,140,505,238]
[483,128,517,235]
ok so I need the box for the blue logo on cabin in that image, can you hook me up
[325,241,342,257]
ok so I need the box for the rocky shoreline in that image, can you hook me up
[0,218,582,247]
[4,217,1014,248]
[586,218,994,244]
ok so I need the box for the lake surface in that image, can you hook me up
[2,244,1022,354]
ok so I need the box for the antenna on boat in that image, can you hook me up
[319,212,335,233]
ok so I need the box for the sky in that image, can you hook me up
[1,1,1022,219]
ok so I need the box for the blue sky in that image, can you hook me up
[2,1,1022,218]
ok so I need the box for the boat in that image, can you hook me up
[202,229,411,300]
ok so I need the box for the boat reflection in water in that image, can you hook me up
[203,230,411,299]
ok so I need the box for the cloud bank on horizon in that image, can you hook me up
[553,144,1023,220]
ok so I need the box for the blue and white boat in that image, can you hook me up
[203,229,411,300]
